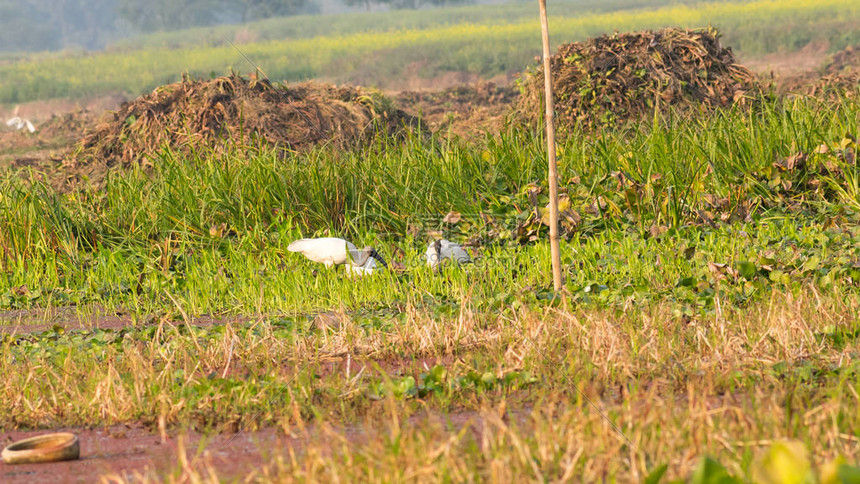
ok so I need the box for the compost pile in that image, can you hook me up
[395,82,516,118]
[824,45,860,76]
[74,73,417,170]
[803,45,860,99]
[38,110,96,141]
[799,74,860,100]
[394,82,517,136]
[516,28,757,129]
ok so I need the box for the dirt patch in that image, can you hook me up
[0,110,98,172]
[0,308,253,335]
[393,81,518,138]
[383,63,515,93]
[792,45,860,99]
[303,353,459,382]
[0,425,285,483]
[742,40,830,78]
[0,410,498,483]
[396,63,482,91]
[334,54,516,92]
[515,27,757,130]
[0,94,126,125]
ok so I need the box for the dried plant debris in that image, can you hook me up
[72,73,419,174]
[515,27,757,130]
[797,74,860,100]
[393,82,517,136]
[824,45,860,76]
[773,45,860,98]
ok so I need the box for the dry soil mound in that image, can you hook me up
[516,28,757,129]
[73,73,417,172]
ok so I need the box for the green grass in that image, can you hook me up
[1,92,860,317]
[1,0,859,104]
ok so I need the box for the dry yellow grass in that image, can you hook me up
[6,287,856,482]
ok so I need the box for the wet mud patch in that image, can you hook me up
[0,409,500,483]
[0,425,283,483]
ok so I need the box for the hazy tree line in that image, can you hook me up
[0,0,119,52]
[0,0,474,53]
[343,0,470,12]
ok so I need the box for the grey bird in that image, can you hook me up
[425,239,471,269]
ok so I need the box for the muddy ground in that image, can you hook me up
[1,425,283,483]
[0,307,249,335]
[1,407,489,483]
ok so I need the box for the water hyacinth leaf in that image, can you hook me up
[803,256,821,272]
[396,376,417,398]
[677,276,696,288]
[422,365,448,390]
[836,465,860,484]
[759,255,776,270]
[737,261,757,280]
[480,372,496,387]
[644,463,668,484]
[769,270,788,283]
[690,456,741,484]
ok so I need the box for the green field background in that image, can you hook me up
[1,0,858,104]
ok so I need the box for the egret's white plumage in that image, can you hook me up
[426,239,471,269]
[346,256,379,276]
[5,116,35,133]
[288,237,386,275]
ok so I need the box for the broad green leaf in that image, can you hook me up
[691,456,741,484]
[803,256,821,272]
[737,261,757,279]
[644,463,668,484]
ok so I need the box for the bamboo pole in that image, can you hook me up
[538,0,563,291]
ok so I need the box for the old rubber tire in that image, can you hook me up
[2,433,80,464]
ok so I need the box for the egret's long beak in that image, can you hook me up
[370,249,388,268]
[431,240,443,270]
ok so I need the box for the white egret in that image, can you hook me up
[5,117,35,133]
[425,239,471,269]
[288,237,387,275]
